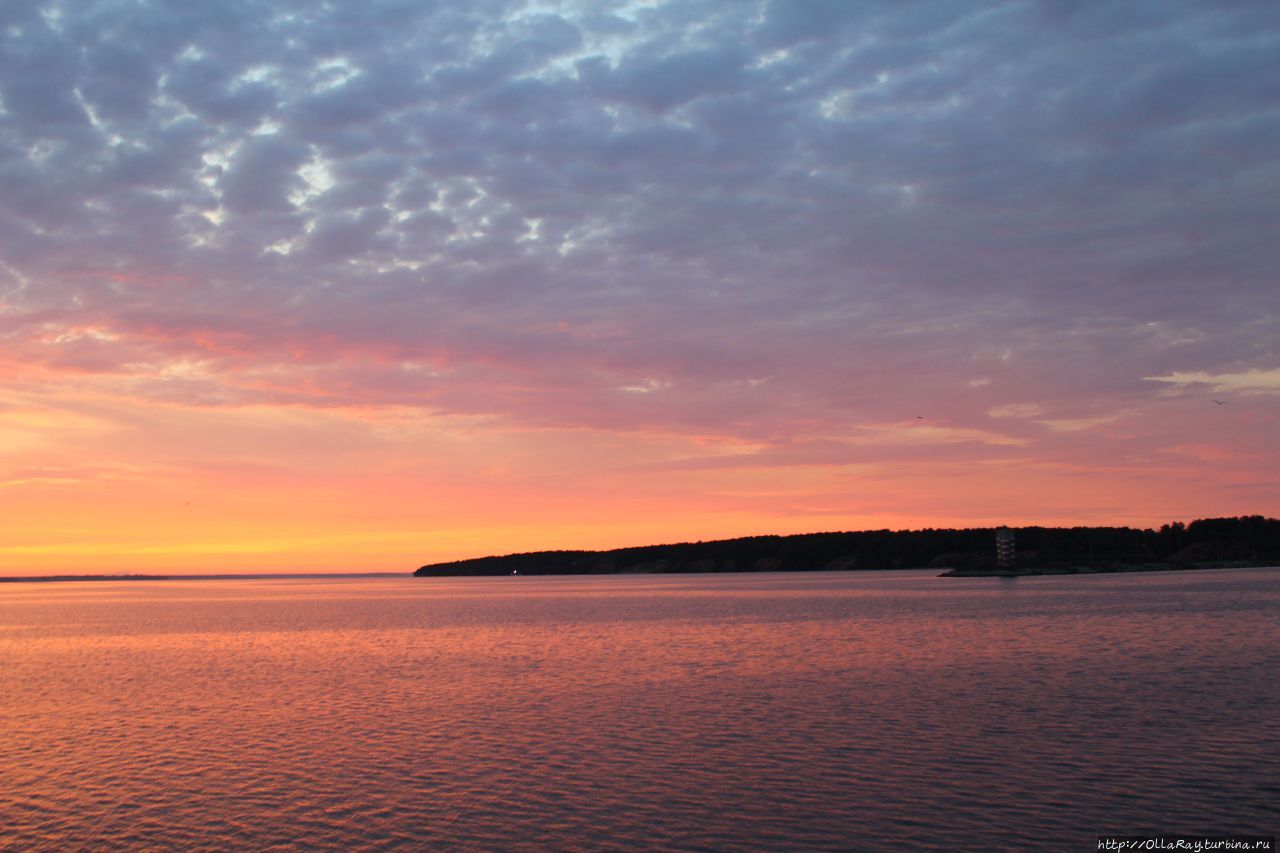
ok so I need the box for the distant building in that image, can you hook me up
[996,527,1016,568]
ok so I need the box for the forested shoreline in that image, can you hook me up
[415,516,1280,576]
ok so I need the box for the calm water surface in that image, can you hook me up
[1,569,1277,850]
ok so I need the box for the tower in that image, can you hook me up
[995,527,1016,569]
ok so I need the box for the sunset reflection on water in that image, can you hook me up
[1,569,1277,850]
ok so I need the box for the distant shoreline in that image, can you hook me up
[0,572,406,583]
[414,517,1280,577]
[3,564,1277,583]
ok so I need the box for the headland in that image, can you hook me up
[415,515,1280,577]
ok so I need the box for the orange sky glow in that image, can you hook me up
[2,353,1273,575]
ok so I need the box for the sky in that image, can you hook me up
[1,0,1277,574]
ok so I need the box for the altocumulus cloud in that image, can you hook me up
[0,0,1278,458]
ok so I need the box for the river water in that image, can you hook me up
[1,568,1277,850]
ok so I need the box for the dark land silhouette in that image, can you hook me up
[414,515,1280,577]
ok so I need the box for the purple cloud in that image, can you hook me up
[0,0,1275,500]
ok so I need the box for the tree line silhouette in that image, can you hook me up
[415,516,1280,576]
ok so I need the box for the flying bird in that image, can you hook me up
[1213,400,1226,405]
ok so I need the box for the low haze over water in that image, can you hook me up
[2,569,1277,850]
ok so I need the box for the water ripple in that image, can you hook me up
[1,569,1277,850]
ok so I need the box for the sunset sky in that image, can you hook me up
[1,0,1277,574]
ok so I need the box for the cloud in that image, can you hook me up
[1036,413,1128,433]
[988,403,1043,419]
[0,0,1274,489]
[1146,368,1280,394]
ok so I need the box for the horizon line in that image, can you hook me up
[0,572,410,583]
